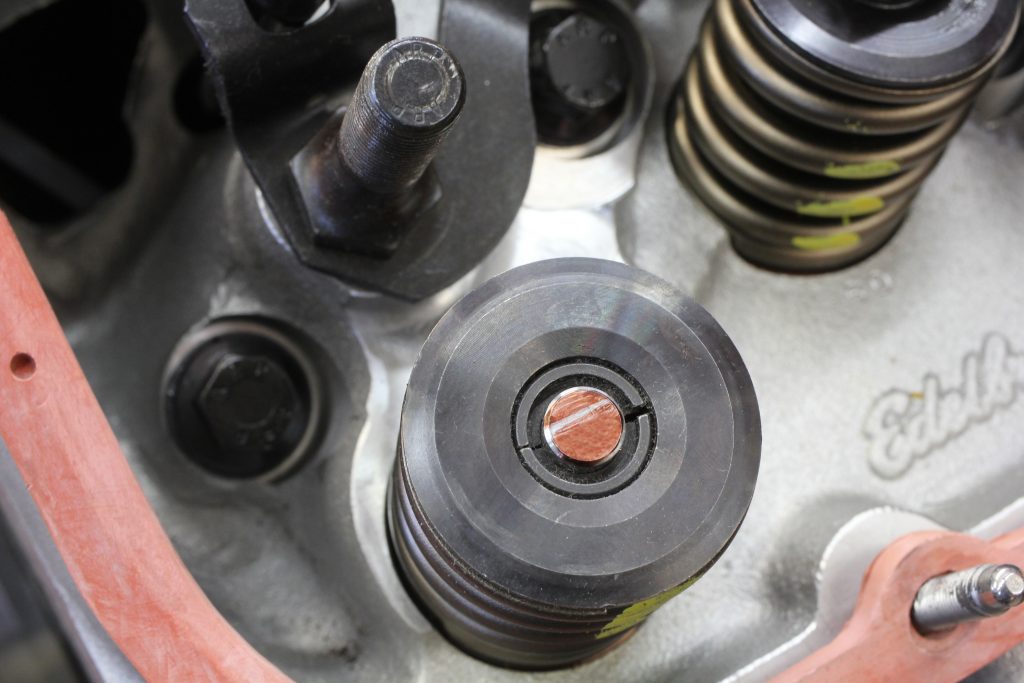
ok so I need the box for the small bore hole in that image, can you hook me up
[10,353,36,380]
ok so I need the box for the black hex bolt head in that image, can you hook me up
[196,354,301,457]
[542,13,628,112]
[165,325,315,479]
[338,36,466,195]
[529,8,632,146]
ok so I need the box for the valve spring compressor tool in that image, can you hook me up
[388,259,760,668]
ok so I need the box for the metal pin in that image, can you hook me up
[542,387,624,464]
[911,563,1024,635]
[338,37,465,196]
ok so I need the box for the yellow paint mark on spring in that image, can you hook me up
[791,233,861,251]
[824,160,901,179]
[795,196,884,218]
[596,575,701,640]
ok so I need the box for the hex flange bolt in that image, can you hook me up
[164,321,320,480]
[292,37,465,256]
[387,258,761,669]
[529,8,631,146]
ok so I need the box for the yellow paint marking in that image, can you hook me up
[824,160,901,179]
[791,233,861,251]
[596,575,701,640]
[795,196,884,218]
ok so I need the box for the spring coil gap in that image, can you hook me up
[668,0,1018,271]
[388,453,622,669]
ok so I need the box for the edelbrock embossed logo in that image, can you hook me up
[864,334,1024,479]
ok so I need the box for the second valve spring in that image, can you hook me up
[668,0,1020,271]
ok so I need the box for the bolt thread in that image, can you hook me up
[338,37,465,195]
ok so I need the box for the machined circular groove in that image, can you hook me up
[669,94,910,270]
[391,466,614,641]
[389,491,624,666]
[713,0,983,135]
[697,21,967,178]
[671,88,915,241]
[684,58,941,216]
[736,0,1013,102]
[395,467,610,631]
[389,259,760,668]
[728,227,903,271]
[512,359,654,500]
[162,318,323,482]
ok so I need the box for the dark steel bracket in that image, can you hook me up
[184,0,536,300]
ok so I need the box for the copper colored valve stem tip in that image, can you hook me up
[543,387,624,464]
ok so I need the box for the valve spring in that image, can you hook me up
[385,259,760,670]
[388,456,621,669]
[668,0,1019,271]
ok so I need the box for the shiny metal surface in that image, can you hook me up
[664,0,1019,271]
[543,387,625,463]
[388,257,759,668]
[2,0,1024,680]
[912,564,1024,634]
[722,509,944,683]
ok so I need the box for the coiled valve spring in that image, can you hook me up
[668,0,1020,271]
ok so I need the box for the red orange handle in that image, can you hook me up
[772,528,1024,683]
[0,211,292,682]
